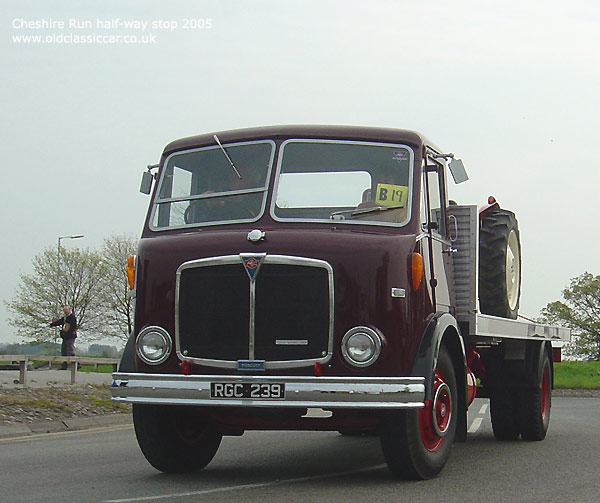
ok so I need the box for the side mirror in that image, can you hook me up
[449,158,468,184]
[140,171,153,195]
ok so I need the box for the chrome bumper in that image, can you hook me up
[111,373,425,409]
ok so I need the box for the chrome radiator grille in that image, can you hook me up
[176,255,334,369]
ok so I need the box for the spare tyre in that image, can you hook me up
[479,209,521,319]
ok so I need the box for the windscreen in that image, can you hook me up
[150,141,275,229]
[272,140,413,225]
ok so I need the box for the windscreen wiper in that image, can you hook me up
[330,205,401,220]
[213,135,242,179]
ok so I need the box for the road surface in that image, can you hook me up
[1,397,598,503]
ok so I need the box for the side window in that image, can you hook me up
[423,159,447,236]
[171,166,193,198]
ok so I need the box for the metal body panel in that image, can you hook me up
[161,125,435,159]
[473,313,570,341]
[449,205,478,321]
[132,229,428,378]
[430,235,452,311]
[111,373,425,409]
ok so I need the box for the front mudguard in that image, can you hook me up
[411,312,467,441]
[118,332,136,373]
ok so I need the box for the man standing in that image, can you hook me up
[50,305,78,370]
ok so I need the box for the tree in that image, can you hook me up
[541,272,600,361]
[97,234,138,343]
[6,235,139,346]
[87,344,119,358]
[6,246,107,342]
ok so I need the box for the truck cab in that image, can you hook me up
[113,125,568,479]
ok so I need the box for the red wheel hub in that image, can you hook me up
[419,370,452,452]
[540,366,549,421]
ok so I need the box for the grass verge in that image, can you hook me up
[554,360,600,389]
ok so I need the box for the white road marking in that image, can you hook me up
[468,417,484,433]
[479,404,488,414]
[0,424,133,444]
[102,464,387,503]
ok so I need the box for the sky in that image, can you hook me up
[1,0,599,345]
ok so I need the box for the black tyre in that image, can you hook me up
[133,404,222,473]
[380,346,457,480]
[338,429,377,436]
[490,388,520,440]
[338,430,364,436]
[479,209,521,319]
[518,349,552,441]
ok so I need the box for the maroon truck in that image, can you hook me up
[112,126,569,479]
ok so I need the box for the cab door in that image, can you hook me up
[421,151,455,313]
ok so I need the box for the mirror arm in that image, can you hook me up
[147,164,159,179]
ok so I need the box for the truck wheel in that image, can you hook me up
[518,350,552,441]
[479,209,521,319]
[380,346,457,480]
[490,388,520,440]
[133,404,222,473]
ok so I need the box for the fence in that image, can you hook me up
[0,355,119,385]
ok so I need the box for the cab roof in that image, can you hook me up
[163,125,441,157]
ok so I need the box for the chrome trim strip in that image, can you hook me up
[156,187,266,205]
[171,357,332,370]
[239,253,267,362]
[249,278,256,360]
[177,254,240,271]
[175,254,335,367]
[270,139,414,228]
[111,373,425,409]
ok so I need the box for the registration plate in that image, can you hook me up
[210,382,285,400]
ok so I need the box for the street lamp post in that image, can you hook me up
[55,234,84,354]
